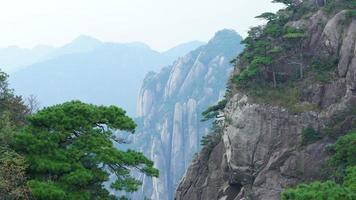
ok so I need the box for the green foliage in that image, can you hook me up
[282,130,356,199]
[302,127,322,145]
[27,101,137,133]
[281,181,356,200]
[234,10,307,87]
[346,9,356,18]
[0,113,16,148]
[28,180,66,200]
[283,32,307,39]
[251,56,273,66]
[283,27,307,39]
[324,0,356,14]
[313,73,335,83]
[238,82,320,114]
[0,71,31,199]
[201,99,227,121]
[264,24,284,37]
[0,112,30,200]
[230,0,353,115]
[268,46,283,54]
[310,56,338,83]
[324,131,356,183]
[246,84,299,109]
[329,132,356,170]
[201,122,224,152]
[256,12,278,21]
[344,166,356,191]
[233,66,260,86]
[13,101,159,200]
[234,55,272,86]
[345,9,356,25]
[0,149,30,200]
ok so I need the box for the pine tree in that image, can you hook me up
[14,101,159,200]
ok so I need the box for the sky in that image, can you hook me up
[0,0,283,52]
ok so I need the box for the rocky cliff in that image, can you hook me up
[176,1,356,200]
[130,30,244,200]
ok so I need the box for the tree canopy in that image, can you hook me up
[13,101,159,200]
[0,70,31,200]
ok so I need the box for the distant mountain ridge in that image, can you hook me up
[1,35,205,74]
[43,35,103,60]
[0,45,55,73]
[8,35,205,116]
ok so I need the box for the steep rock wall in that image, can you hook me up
[130,30,244,200]
[176,7,356,200]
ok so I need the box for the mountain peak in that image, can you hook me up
[71,35,101,44]
[210,29,242,43]
[47,35,103,58]
[198,29,243,59]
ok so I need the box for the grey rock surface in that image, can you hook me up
[129,30,244,200]
[176,9,356,200]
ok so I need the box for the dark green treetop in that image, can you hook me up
[256,12,278,21]
[13,101,159,200]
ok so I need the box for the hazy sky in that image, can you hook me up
[0,0,282,52]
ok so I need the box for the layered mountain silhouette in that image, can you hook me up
[8,36,204,116]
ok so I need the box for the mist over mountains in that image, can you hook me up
[7,36,204,116]
[0,45,55,73]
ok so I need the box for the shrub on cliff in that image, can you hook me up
[281,180,356,200]
[282,132,356,199]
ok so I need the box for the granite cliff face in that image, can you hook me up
[130,30,244,200]
[176,3,356,200]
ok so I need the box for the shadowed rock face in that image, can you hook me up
[176,8,356,200]
[128,30,244,200]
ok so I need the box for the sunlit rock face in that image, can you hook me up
[130,29,244,200]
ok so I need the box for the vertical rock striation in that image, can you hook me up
[130,30,244,200]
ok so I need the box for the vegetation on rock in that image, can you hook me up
[282,131,356,199]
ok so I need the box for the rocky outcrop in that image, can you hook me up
[176,8,356,200]
[129,30,244,200]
